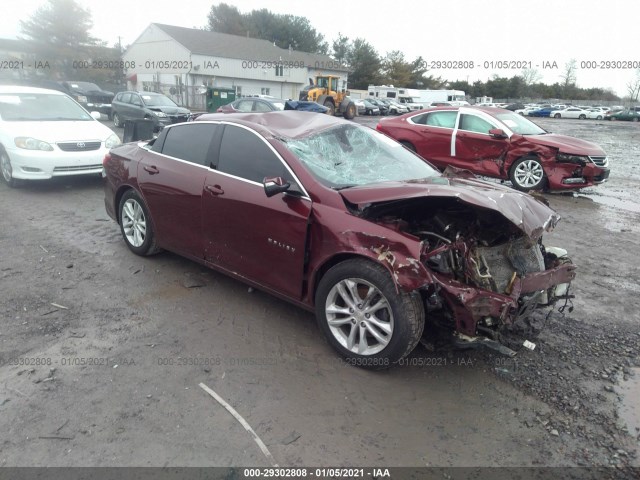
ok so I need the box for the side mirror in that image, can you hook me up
[90,111,101,120]
[263,176,291,197]
[489,128,507,139]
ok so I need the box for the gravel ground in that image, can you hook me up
[0,115,638,477]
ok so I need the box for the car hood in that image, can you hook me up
[339,175,560,239]
[1,120,114,142]
[518,133,605,156]
[147,106,191,114]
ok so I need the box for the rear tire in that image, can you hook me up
[633,117,639,122]
[112,112,123,128]
[315,259,425,369]
[118,190,161,256]
[554,113,561,118]
[579,114,586,120]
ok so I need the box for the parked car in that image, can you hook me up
[0,86,121,187]
[381,99,410,115]
[103,111,576,366]
[528,107,557,117]
[605,109,640,121]
[504,103,525,111]
[549,107,590,119]
[368,98,389,115]
[217,97,286,113]
[60,81,114,117]
[111,91,191,132]
[362,99,380,116]
[376,106,609,192]
[585,108,606,120]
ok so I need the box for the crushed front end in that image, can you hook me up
[343,180,576,354]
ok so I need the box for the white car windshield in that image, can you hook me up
[283,124,439,188]
[0,93,93,121]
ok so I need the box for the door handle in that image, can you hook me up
[205,184,224,195]
[143,165,159,175]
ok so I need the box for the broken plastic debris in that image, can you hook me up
[523,340,536,351]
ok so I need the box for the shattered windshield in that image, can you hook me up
[282,124,439,188]
[495,111,546,135]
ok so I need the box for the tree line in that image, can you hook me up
[13,0,630,102]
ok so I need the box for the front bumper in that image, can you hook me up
[433,262,576,336]
[6,145,107,180]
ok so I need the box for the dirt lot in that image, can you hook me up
[0,116,638,476]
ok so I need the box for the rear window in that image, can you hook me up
[161,124,218,166]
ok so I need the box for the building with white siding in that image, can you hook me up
[122,24,349,110]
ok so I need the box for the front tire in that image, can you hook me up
[509,156,547,192]
[323,100,336,116]
[118,190,160,256]
[579,114,586,120]
[554,113,561,118]
[315,259,424,369]
[343,102,356,120]
[0,148,20,188]
[112,112,123,128]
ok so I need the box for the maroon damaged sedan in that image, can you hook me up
[376,106,610,192]
[103,111,576,368]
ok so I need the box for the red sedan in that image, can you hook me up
[104,111,576,367]
[376,106,610,191]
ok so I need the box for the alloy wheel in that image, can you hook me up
[325,278,394,355]
[121,198,147,247]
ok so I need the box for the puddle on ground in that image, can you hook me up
[618,368,640,437]
[579,193,640,214]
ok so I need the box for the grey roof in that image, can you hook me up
[153,24,348,72]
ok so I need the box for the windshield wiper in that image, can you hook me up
[333,184,356,190]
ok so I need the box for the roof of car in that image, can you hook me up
[0,85,66,95]
[122,91,164,95]
[195,110,350,139]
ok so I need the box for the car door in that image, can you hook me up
[408,110,458,168]
[129,93,145,119]
[115,92,131,121]
[137,123,220,257]
[453,112,510,177]
[202,123,311,299]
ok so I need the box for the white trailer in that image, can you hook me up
[368,85,468,109]
[367,85,424,110]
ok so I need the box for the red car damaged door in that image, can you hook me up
[201,124,311,299]
[137,123,220,257]
[453,112,510,177]
[408,110,458,168]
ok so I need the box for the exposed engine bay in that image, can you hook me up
[357,197,576,353]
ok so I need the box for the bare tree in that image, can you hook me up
[626,69,640,102]
[560,59,577,97]
[521,68,542,86]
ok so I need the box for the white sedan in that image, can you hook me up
[549,107,590,119]
[515,105,541,116]
[0,86,120,187]
[585,108,607,120]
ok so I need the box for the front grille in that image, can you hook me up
[589,156,609,167]
[57,141,101,152]
[53,164,102,172]
[169,115,189,123]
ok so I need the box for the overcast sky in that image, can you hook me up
[1,0,637,97]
